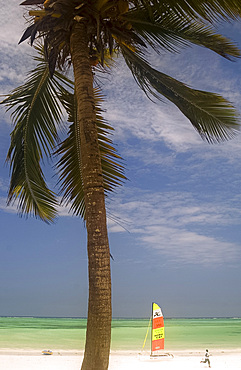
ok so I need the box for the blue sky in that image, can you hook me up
[1,4,241,318]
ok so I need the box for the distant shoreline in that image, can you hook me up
[0,348,241,356]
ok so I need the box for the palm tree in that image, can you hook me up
[1,1,241,369]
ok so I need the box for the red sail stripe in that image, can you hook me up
[152,316,164,329]
[152,338,164,351]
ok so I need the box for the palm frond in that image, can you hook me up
[121,46,240,143]
[163,0,241,22]
[126,8,240,59]
[0,45,71,221]
[56,87,126,218]
[95,89,126,191]
[55,87,86,218]
[132,0,241,23]
[20,0,44,5]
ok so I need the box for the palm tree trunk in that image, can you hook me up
[70,22,112,370]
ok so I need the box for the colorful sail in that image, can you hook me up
[152,302,164,352]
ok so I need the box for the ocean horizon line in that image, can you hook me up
[0,316,240,320]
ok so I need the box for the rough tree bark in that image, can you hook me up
[70,21,112,370]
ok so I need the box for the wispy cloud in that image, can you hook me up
[0,178,8,193]
[107,188,241,265]
[1,2,27,45]
[2,3,241,158]
[141,226,239,265]
[102,40,241,161]
[0,196,17,214]
[1,3,241,269]
[0,4,35,93]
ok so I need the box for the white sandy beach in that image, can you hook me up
[0,349,241,369]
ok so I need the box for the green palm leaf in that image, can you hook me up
[133,0,241,22]
[55,88,85,217]
[1,44,125,221]
[56,87,126,218]
[162,0,241,22]
[1,45,70,221]
[121,45,240,143]
[95,89,126,192]
[126,8,240,59]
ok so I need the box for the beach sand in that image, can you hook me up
[0,349,241,369]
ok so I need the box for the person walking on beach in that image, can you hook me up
[200,349,211,368]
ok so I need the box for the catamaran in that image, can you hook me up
[141,302,173,359]
[151,302,165,355]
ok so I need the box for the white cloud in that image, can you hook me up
[107,218,126,233]
[105,100,202,151]
[2,3,241,159]
[0,178,8,193]
[141,225,239,265]
[107,188,241,265]
[101,32,241,161]
[1,4,24,45]
[0,196,17,214]
[1,3,241,268]
[0,4,35,92]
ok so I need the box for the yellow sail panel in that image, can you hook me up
[152,327,165,341]
[152,302,163,318]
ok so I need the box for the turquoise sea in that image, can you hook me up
[0,317,241,352]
